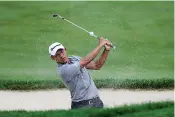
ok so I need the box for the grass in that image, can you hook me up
[0,1,174,90]
[0,78,173,90]
[0,101,173,117]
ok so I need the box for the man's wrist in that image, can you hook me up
[104,48,110,51]
[98,44,104,48]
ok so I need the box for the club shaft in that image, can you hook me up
[55,14,115,49]
[58,16,99,39]
[59,16,90,34]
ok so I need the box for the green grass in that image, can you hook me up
[0,101,173,117]
[0,78,173,90]
[0,1,174,89]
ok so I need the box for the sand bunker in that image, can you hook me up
[0,89,173,111]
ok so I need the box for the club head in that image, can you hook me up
[53,14,58,17]
[53,14,64,20]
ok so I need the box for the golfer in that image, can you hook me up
[49,37,112,109]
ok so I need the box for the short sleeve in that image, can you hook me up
[60,61,81,81]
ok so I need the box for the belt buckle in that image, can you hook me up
[89,99,93,105]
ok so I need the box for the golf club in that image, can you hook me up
[52,14,115,49]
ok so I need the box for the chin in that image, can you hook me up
[62,60,68,64]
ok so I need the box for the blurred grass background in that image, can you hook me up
[0,1,174,89]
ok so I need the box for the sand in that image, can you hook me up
[0,89,173,111]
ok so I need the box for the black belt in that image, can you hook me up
[72,97,100,105]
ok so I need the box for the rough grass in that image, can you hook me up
[0,101,173,117]
[0,78,173,90]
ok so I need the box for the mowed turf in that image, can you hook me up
[0,101,174,117]
[0,2,174,82]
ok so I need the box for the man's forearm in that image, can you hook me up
[80,45,103,67]
[95,49,110,68]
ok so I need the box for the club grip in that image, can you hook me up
[97,37,116,49]
[108,43,116,49]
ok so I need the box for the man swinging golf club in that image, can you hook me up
[49,37,112,109]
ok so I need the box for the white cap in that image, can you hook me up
[49,42,65,56]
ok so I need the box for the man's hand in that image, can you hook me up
[98,37,112,50]
[104,40,112,51]
[98,37,108,47]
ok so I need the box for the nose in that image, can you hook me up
[60,53,64,58]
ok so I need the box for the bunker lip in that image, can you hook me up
[0,89,173,111]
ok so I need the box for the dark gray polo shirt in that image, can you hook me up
[58,56,99,102]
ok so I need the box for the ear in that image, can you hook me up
[64,48,67,51]
[50,55,55,60]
